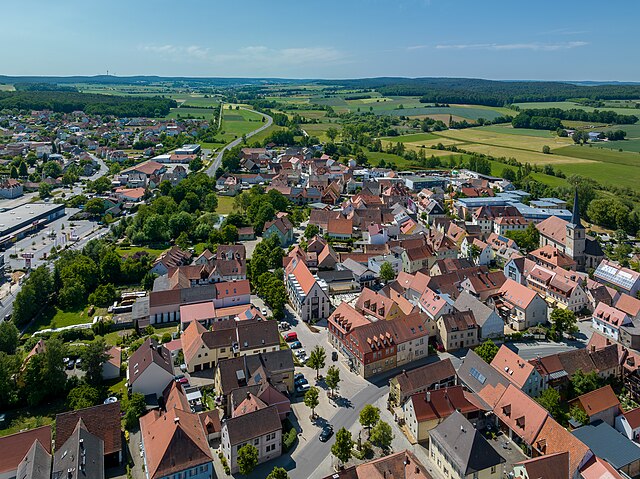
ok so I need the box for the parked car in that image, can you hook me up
[319,425,334,442]
[296,383,311,394]
[295,377,308,387]
[332,351,338,362]
[75,358,82,367]
[66,359,75,370]
[279,322,290,331]
[298,354,308,364]
[294,373,305,382]
[295,349,307,358]
[283,332,298,342]
[261,308,268,316]
[290,341,302,349]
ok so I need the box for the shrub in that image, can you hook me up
[282,427,298,452]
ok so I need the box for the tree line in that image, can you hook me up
[0,91,176,117]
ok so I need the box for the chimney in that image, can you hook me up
[590,345,596,353]
[426,391,431,402]
[174,417,180,424]
[247,391,252,400]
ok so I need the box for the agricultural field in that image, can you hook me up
[303,122,340,142]
[219,107,265,142]
[166,106,218,120]
[433,127,573,151]
[512,100,640,117]
[0,83,15,91]
[386,105,506,121]
[477,124,559,138]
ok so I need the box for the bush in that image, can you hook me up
[282,427,298,452]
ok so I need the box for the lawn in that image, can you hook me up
[26,304,106,333]
[303,122,340,142]
[0,399,65,437]
[215,195,236,215]
[166,107,218,121]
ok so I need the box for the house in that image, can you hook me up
[457,350,511,401]
[460,237,493,266]
[198,410,222,443]
[139,384,213,479]
[237,227,255,241]
[579,456,625,479]
[285,258,330,323]
[512,452,569,479]
[436,310,480,352]
[55,402,123,466]
[114,187,145,202]
[355,287,405,322]
[321,450,434,479]
[0,179,23,199]
[573,421,640,477]
[340,258,376,289]
[454,291,504,339]
[491,345,544,397]
[402,386,483,443]
[127,338,175,399]
[429,412,505,479]
[181,319,280,373]
[150,246,192,276]
[263,216,294,246]
[495,279,548,331]
[15,439,52,479]
[388,359,457,407]
[569,385,620,427]
[615,406,640,442]
[529,354,569,392]
[53,420,104,479]
[0,426,51,479]
[592,302,632,342]
[220,405,282,474]
[459,270,506,301]
[327,217,353,240]
[214,350,295,403]
[594,259,640,297]
[230,383,291,421]
[401,245,435,273]
[493,385,549,454]
[102,346,121,380]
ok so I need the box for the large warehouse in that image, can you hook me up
[0,203,65,249]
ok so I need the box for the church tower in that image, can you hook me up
[566,188,586,270]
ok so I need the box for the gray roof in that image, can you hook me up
[223,405,281,445]
[317,269,355,283]
[16,440,52,479]
[52,421,104,479]
[572,421,640,469]
[430,411,505,475]
[340,258,370,277]
[454,291,498,327]
[457,349,510,397]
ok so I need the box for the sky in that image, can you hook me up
[2,0,639,81]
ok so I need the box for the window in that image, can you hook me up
[254,438,259,446]
[491,466,496,474]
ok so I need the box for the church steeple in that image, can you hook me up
[570,188,584,229]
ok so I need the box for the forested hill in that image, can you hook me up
[0,91,176,117]
[315,78,640,107]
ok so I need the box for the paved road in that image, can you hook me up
[205,108,273,177]
[87,153,109,181]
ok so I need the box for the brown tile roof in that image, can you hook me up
[622,406,640,429]
[0,426,51,475]
[514,451,569,479]
[439,310,478,333]
[322,450,433,479]
[533,416,590,477]
[536,216,568,245]
[570,385,620,417]
[409,386,479,422]
[615,293,640,317]
[557,349,596,377]
[491,345,536,389]
[55,403,122,456]
[286,258,317,295]
[494,385,549,445]
[328,217,353,235]
[214,279,250,299]
[198,410,222,435]
[106,345,121,369]
[499,278,539,310]
[223,405,281,446]
[140,407,212,479]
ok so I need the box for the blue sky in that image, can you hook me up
[2,0,639,80]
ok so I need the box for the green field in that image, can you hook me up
[594,139,640,153]
[220,107,265,142]
[386,105,506,121]
[477,125,558,138]
[215,195,236,215]
[381,132,439,143]
[116,245,167,258]
[166,107,218,120]
[513,100,640,117]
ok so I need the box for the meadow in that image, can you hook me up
[512,100,640,117]
[219,107,265,141]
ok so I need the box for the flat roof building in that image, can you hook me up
[0,203,65,249]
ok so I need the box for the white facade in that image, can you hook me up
[128,362,174,398]
[221,426,282,474]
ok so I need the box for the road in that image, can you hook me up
[205,107,273,177]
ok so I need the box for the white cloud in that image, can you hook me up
[139,44,345,69]
[434,41,588,51]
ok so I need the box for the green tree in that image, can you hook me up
[379,262,396,283]
[266,467,289,479]
[505,222,539,252]
[542,145,551,154]
[570,405,589,425]
[38,182,52,199]
[124,393,147,430]
[0,321,19,354]
[84,198,106,216]
[204,193,218,212]
[99,250,122,284]
[570,369,601,398]
[550,308,578,339]
[18,160,28,177]
[331,427,353,466]
[304,386,320,418]
[90,176,112,194]
[304,224,320,239]
[80,338,110,385]
[237,444,259,476]
[326,127,338,142]
[536,388,563,421]
[369,420,394,450]
[307,346,326,379]
[475,340,499,364]
[359,404,380,434]
[325,365,341,397]
[23,337,67,406]
[0,352,20,408]
[42,161,62,178]
[67,384,101,410]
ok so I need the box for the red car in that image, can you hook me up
[283,332,298,342]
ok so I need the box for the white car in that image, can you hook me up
[295,349,307,358]
[261,308,268,316]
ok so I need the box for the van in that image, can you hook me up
[283,332,298,342]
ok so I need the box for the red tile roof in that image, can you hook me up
[570,385,620,417]
[494,385,549,445]
[55,403,122,456]
[409,386,479,422]
[491,345,536,390]
[0,426,51,475]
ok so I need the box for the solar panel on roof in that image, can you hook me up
[470,367,486,384]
